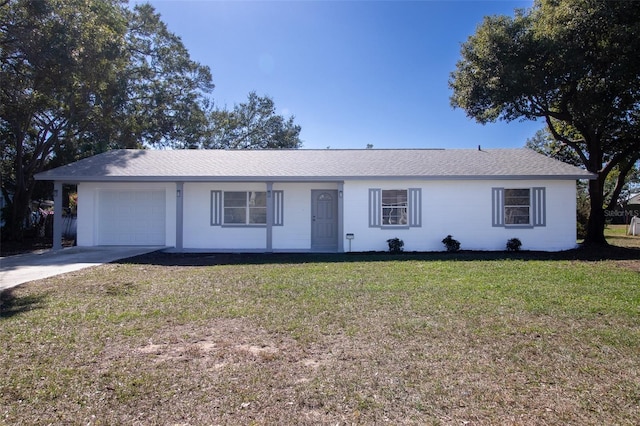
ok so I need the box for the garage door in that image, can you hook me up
[97,190,166,245]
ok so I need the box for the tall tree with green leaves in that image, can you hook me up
[0,0,213,240]
[201,92,302,150]
[526,128,640,212]
[449,0,640,246]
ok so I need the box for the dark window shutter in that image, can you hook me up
[369,188,381,227]
[409,188,422,227]
[532,187,546,227]
[492,188,504,227]
[211,190,222,226]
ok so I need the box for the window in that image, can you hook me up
[223,191,266,224]
[369,188,421,227]
[382,190,408,225]
[504,188,530,225]
[211,190,283,226]
[492,187,546,227]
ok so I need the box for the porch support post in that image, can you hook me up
[266,182,274,252]
[53,181,63,251]
[338,181,344,253]
[176,182,184,251]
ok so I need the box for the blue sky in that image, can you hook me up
[134,0,541,149]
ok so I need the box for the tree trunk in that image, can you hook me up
[583,177,608,246]
[6,188,30,242]
[6,131,35,242]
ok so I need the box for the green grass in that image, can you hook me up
[603,224,640,248]
[1,236,639,424]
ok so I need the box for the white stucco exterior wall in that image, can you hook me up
[182,182,339,251]
[183,182,267,250]
[271,182,340,250]
[341,179,577,252]
[77,178,578,252]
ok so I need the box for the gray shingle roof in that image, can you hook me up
[34,148,596,182]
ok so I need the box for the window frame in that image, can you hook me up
[503,188,531,226]
[381,189,409,226]
[223,191,267,225]
[369,188,421,228]
[492,187,546,228]
[211,190,284,227]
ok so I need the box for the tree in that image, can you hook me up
[0,0,213,240]
[449,0,640,246]
[116,3,213,150]
[525,128,581,167]
[526,128,639,237]
[202,92,302,150]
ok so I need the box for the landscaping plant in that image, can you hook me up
[386,237,404,254]
[441,235,461,252]
[506,237,522,252]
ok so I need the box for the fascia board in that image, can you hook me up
[34,173,597,183]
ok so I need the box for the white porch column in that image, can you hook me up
[53,181,63,251]
[266,182,274,252]
[176,182,184,251]
[338,181,344,252]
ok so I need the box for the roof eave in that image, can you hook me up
[34,173,597,183]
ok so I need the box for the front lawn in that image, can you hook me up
[1,238,639,424]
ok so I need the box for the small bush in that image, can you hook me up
[441,235,460,252]
[576,189,590,240]
[386,238,404,254]
[506,238,522,252]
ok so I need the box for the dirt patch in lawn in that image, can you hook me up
[78,314,640,424]
[614,259,640,272]
[125,318,294,367]
[93,317,369,424]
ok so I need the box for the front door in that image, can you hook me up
[311,190,338,251]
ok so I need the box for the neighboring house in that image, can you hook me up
[605,192,640,224]
[35,148,595,252]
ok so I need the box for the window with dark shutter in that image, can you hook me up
[492,187,546,228]
[211,190,284,226]
[369,188,421,228]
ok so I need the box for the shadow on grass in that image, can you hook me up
[118,244,640,267]
[0,288,47,319]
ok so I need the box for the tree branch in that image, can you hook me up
[545,116,589,165]
[601,143,638,178]
[605,152,639,212]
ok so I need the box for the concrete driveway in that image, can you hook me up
[0,246,162,290]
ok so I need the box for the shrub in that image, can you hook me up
[506,238,522,252]
[576,189,590,240]
[441,235,460,252]
[386,238,404,254]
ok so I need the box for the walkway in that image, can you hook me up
[0,246,162,290]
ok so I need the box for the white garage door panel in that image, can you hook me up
[98,191,166,245]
